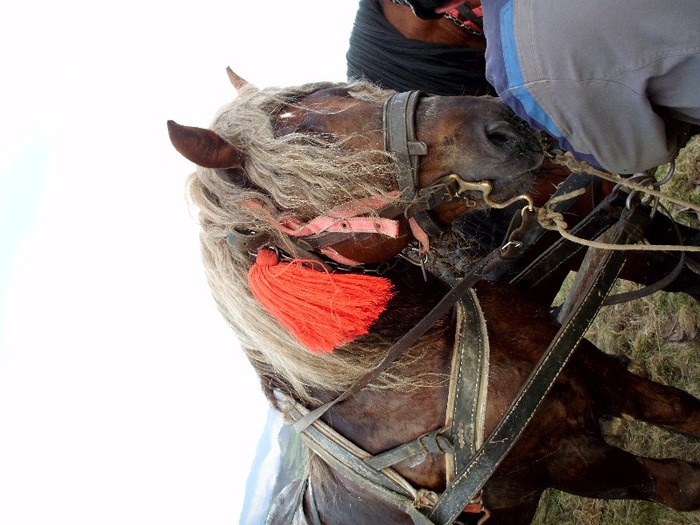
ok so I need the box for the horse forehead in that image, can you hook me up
[276,90,382,134]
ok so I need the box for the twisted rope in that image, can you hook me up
[534,153,700,252]
[552,152,700,217]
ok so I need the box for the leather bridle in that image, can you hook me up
[382,90,462,238]
[254,89,504,266]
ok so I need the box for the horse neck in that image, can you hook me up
[310,262,454,489]
[381,0,486,49]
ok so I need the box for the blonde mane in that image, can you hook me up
[186,81,447,406]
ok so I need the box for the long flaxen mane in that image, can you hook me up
[186,80,449,407]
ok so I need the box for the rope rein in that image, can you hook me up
[533,152,700,253]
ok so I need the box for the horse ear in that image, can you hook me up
[226,66,255,92]
[167,120,243,169]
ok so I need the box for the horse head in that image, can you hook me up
[167,71,543,411]
[169,74,542,268]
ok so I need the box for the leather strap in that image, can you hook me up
[305,481,323,525]
[383,91,456,237]
[363,291,490,476]
[483,171,594,281]
[429,205,651,525]
[446,289,489,478]
[288,402,437,525]
[603,252,685,305]
[266,477,309,525]
[383,90,427,200]
[365,429,454,470]
[510,189,628,290]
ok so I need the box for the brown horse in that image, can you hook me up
[168,78,700,524]
[347,0,700,307]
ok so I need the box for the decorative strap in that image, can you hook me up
[280,215,400,238]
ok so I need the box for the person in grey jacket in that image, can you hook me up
[400,0,700,174]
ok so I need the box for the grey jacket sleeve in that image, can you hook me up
[526,78,678,174]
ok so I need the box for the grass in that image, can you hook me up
[532,136,700,525]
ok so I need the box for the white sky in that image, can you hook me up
[0,1,359,523]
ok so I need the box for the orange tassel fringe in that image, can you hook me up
[247,249,394,354]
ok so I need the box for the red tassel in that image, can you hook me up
[247,249,394,354]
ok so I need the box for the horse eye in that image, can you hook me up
[319,87,352,99]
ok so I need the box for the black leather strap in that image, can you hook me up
[365,429,454,470]
[288,401,437,525]
[510,189,628,290]
[383,91,456,237]
[429,205,651,525]
[447,290,489,477]
[482,171,595,281]
[383,90,427,200]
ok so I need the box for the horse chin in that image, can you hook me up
[487,160,541,204]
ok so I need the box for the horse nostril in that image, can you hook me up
[485,122,522,150]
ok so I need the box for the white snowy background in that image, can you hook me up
[0,1,359,523]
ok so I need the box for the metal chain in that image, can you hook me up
[390,0,485,38]
[443,11,484,38]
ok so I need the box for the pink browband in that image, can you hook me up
[243,194,428,266]
[279,195,402,239]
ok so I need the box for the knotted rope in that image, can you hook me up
[535,152,700,253]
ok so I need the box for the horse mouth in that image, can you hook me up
[468,115,544,206]
[488,176,537,208]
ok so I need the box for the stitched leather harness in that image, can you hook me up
[273,90,654,525]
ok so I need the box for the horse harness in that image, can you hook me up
[270,90,657,525]
[275,290,490,525]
